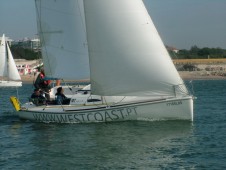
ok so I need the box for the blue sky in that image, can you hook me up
[0,0,226,49]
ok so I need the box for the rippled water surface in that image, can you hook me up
[0,80,226,169]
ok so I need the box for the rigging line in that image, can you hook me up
[42,44,88,55]
[42,102,48,111]
[35,0,53,77]
[102,96,109,107]
[111,96,127,106]
[176,86,189,95]
[106,96,125,108]
[86,95,113,109]
[61,79,75,95]
[75,0,87,43]
[190,80,195,95]
[173,84,189,95]
[16,87,19,101]
[86,95,103,108]
[179,81,192,95]
[58,101,65,111]
[178,87,189,94]
[101,96,127,107]
[186,80,195,96]
[41,4,84,16]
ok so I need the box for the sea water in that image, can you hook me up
[0,80,226,169]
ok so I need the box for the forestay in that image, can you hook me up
[84,0,186,96]
[35,0,89,80]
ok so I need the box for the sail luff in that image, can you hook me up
[84,0,186,96]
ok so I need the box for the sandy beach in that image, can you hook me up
[20,71,226,84]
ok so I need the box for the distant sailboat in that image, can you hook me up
[12,0,193,123]
[0,34,22,87]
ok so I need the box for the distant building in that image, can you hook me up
[31,38,41,51]
[17,64,32,75]
[15,59,40,75]
[166,45,179,53]
[12,37,41,51]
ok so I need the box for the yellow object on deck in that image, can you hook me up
[10,96,21,111]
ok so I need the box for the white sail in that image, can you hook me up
[84,0,186,96]
[6,43,21,80]
[35,0,89,80]
[0,34,8,77]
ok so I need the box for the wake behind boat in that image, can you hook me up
[11,0,194,123]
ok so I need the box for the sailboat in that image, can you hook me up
[0,34,22,87]
[12,0,194,123]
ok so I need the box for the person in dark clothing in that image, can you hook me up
[30,88,46,105]
[34,69,51,101]
[55,87,70,105]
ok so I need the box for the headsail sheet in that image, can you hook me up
[35,0,89,80]
[84,0,186,96]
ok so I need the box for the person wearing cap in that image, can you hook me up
[30,88,46,105]
[33,68,51,101]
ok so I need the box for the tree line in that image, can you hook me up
[11,46,41,60]
[11,45,226,60]
[169,46,226,59]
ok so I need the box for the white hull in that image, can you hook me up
[0,80,22,87]
[17,96,193,123]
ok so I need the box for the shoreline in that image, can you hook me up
[21,71,226,84]
[178,71,226,80]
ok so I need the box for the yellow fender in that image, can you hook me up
[10,96,21,111]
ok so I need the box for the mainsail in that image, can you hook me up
[35,0,89,80]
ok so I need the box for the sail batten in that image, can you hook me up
[84,0,186,96]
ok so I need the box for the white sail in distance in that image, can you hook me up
[0,34,8,77]
[6,43,21,80]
